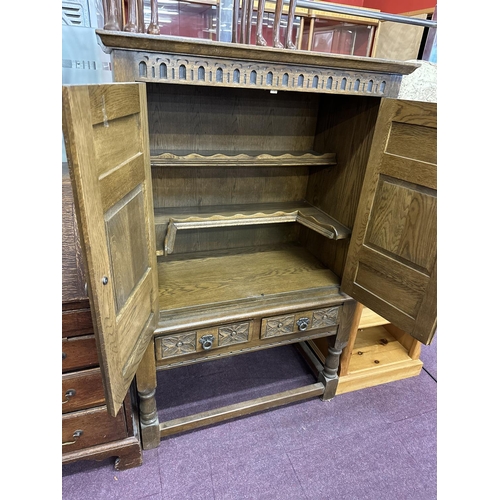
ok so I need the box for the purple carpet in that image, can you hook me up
[62,337,437,499]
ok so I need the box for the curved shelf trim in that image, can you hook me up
[154,201,351,256]
[150,150,337,168]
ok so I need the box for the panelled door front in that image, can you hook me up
[62,83,159,416]
[342,98,437,345]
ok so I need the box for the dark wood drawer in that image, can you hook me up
[62,368,105,413]
[155,320,252,361]
[261,306,340,339]
[62,405,128,453]
[62,308,94,338]
[62,335,99,373]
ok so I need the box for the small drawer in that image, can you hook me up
[310,307,340,329]
[156,331,198,360]
[62,405,128,453]
[155,321,251,361]
[217,322,250,348]
[62,335,99,373]
[62,368,105,414]
[261,306,340,339]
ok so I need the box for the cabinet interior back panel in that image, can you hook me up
[152,166,310,208]
[163,223,301,256]
[146,83,320,152]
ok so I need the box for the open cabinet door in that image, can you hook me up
[342,99,436,345]
[62,83,159,416]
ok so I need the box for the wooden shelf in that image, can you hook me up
[156,243,341,315]
[155,201,351,256]
[150,150,337,168]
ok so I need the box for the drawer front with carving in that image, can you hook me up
[62,405,128,453]
[155,321,252,361]
[157,331,198,360]
[62,335,99,373]
[260,314,295,338]
[62,368,106,414]
[217,322,250,347]
[261,306,340,339]
[311,307,340,329]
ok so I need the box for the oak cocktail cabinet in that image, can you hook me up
[62,32,437,458]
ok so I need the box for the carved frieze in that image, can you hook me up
[113,50,402,97]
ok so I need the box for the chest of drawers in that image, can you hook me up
[62,166,143,470]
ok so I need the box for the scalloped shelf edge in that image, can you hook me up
[154,203,351,256]
[150,151,337,167]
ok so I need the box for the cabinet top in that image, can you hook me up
[97,30,420,76]
[96,31,420,98]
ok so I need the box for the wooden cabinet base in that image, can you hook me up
[62,436,143,471]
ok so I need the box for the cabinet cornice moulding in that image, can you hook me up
[96,31,420,98]
[97,31,419,74]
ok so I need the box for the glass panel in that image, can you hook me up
[312,31,333,52]
[306,19,375,56]
[143,0,217,39]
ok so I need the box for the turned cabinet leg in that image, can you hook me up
[318,337,342,401]
[135,340,160,450]
[339,301,364,377]
[138,388,160,449]
[318,299,357,401]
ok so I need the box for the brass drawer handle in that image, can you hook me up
[62,389,76,404]
[296,317,310,331]
[62,429,83,446]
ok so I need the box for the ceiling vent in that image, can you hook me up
[62,1,90,27]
